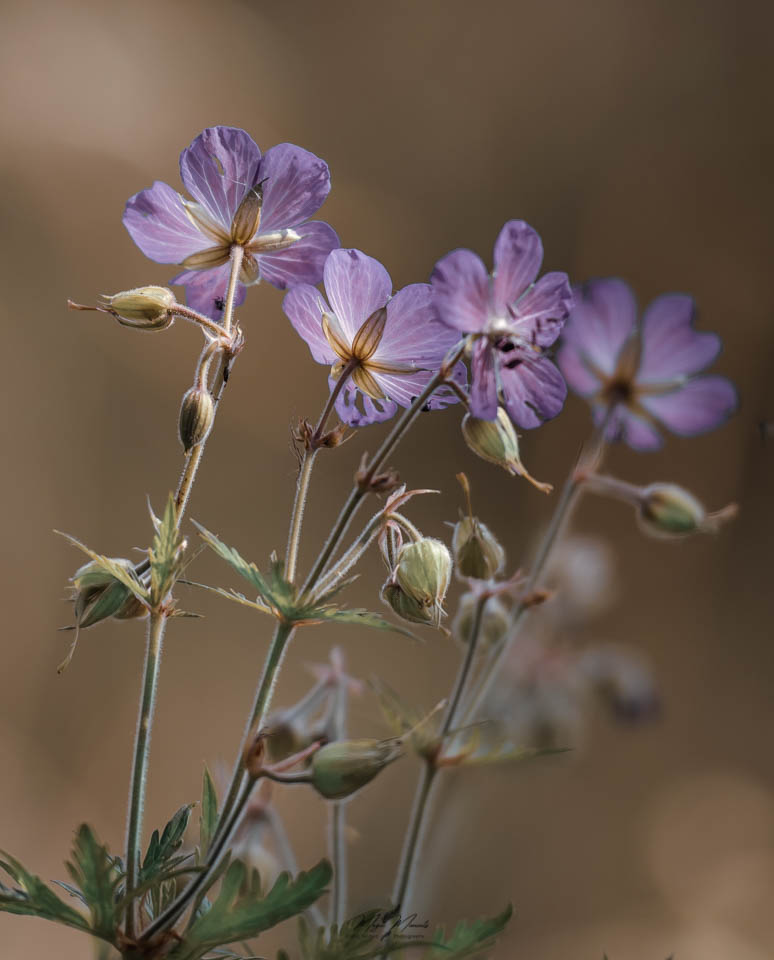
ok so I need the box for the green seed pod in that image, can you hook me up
[452,593,510,649]
[452,515,505,580]
[264,715,308,763]
[395,538,452,623]
[310,738,402,800]
[381,579,440,627]
[102,286,176,325]
[462,408,552,492]
[638,483,707,538]
[179,385,215,453]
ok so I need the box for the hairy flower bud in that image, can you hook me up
[310,738,402,800]
[381,580,439,627]
[102,286,176,326]
[638,483,736,538]
[452,515,505,580]
[452,593,510,649]
[179,386,215,453]
[72,559,145,628]
[462,409,551,492]
[394,538,452,625]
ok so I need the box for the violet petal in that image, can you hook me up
[257,143,332,232]
[469,340,499,420]
[258,221,339,290]
[123,180,209,264]
[179,126,261,233]
[431,248,491,333]
[510,271,573,347]
[499,355,567,429]
[638,293,721,382]
[492,219,543,315]
[323,248,392,342]
[283,283,337,365]
[640,375,738,436]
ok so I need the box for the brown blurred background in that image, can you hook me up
[2,0,773,957]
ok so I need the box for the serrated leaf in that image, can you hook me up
[423,905,512,959]
[0,851,91,934]
[170,859,332,959]
[141,804,194,885]
[150,495,186,606]
[194,524,275,604]
[200,768,219,860]
[316,607,418,640]
[65,824,122,940]
[298,909,422,960]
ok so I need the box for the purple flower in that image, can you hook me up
[557,278,738,451]
[123,126,339,320]
[430,220,573,429]
[283,248,465,426]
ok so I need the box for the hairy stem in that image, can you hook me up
[390,595,487,913]
[284,360,357,583]
[125,610,167,938]
[302,343,466,594]
[461,407,615,726]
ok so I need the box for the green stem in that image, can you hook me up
[390,595,487,913]
[460,407,615,727]
[125,610,168,938]
[140,622,294,943]
[302,344,465,595]
[284,360,357,583]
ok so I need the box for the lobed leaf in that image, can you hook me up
[422,905,512,958]
[0,851,91,935]
[169,859,332,960]
[65,824,122,941]
[200,767,219,860]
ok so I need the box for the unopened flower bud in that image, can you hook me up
[102,286,176,326]
[453,515,505,580]
[452,594,510,649]
[395,538,452,624]
[462,409,551,493]
[179,386,215,453]
[381,579,439,627]
[72,559,144,628]
[638,483,736,538]
[230,184,264,245]
[310,738,402,800]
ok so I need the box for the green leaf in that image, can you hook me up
[65,824,122,941]
[150,495,186,606]
[0,851,90,934]
[423,905,512,959]
[314,607,418,640]
[200,767,219,860]
[194,524,275,604]
[141,804,194,884]
[297,909,422,959]
[170,859,332,959]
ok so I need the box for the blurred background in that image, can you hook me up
[1,1,773,957]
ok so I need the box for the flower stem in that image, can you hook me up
[460,407,615,726]
[390,595,488,914]
[284,361,357,584]
[125,251,244,942]
[140,621,294,943]
[302,343,466,595]
[125,609,167,938]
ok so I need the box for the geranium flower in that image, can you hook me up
[557,278,737,450]
[283,248,465,426]
[123,126,339,320]
[430,220,573,429]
